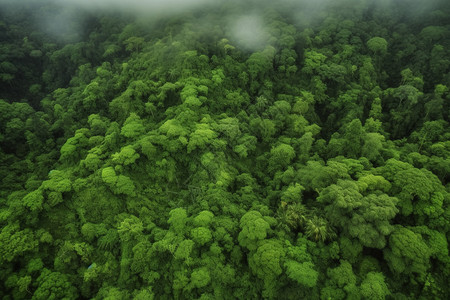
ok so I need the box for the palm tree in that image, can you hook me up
[276,202,308,232]
[286,203,309,229]
[304,216,336,242]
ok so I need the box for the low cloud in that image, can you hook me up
[228,15,270,51]
[53,0,218,14]
[1,0,445,45]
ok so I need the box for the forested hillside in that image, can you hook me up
[0,0,449,299]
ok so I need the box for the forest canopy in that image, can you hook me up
[0,0,449,299]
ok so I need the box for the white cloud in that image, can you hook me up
[53,0,218,14]
[228,15,270,51]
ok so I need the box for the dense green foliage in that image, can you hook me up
[1,0,449,299]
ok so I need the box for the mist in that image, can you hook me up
[1,0,447,46]
[53,0,219,14]
[2,0,446,16]
[228,14,270,51]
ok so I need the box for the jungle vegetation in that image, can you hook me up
[0,0,449,299]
